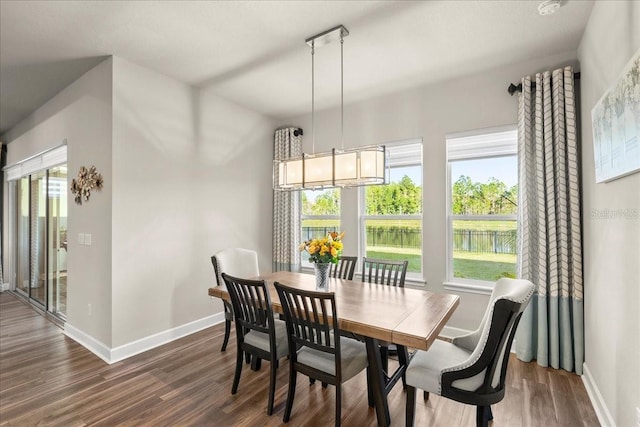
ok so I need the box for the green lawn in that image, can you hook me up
[303,218,516,231]
[453,251,516,281]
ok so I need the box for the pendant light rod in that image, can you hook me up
[340,34,344,150]
[311,40,315,154]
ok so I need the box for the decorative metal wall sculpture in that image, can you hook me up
[70,165,103,205]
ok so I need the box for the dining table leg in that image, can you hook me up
[365,336,390,427]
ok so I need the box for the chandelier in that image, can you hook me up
[273,25,388,190]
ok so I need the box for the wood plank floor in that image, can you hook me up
[0,292,599,426]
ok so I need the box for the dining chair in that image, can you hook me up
[361,257,410,383]
[211,248,260,352]
[222,273,288,416]
[405,278,535,427]
[361,257,408,287]
[274,282,370,427]
[330,255,357,280]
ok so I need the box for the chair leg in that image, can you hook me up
[423,391,429,400]
[267,359,277,415]
[221,319,231,352]
[231,346,243,394]
[397,345,409,389]
[322,382,328,389]
[335,383,342,427]
[251,357,262,371]
[283,367,297,423]
[406,385,416,427]
[476,405,491,427]
[245,352,251,364]
[309,378,316,385]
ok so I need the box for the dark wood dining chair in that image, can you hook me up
[361,257,409,385]
[361,257,408,287]
[330,255,357,280]
[274,282,370,427]
[211,248,259,352]
[406,278,535,427]
[222,273,289,416]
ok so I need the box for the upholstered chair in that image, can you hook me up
[405,278,535,427]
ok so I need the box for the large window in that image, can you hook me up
[361,140,423,278]
[301,188,340,267]
[446,127,518,285]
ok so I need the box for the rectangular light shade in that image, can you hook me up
[274,145,387,190]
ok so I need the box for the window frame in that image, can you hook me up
[358,138,424,281]
[445,126,518,288]
[300,188,341,269]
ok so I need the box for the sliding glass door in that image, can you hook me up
[48,166,68,317]
[12,165,68,318]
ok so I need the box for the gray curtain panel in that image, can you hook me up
[273,128,302,272]
[515,66,584,374]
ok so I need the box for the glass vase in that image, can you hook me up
[314,263,331,291]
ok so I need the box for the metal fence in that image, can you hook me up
[302,226,516,254]
[452,229,517,254]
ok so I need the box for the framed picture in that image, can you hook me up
[591,48,640,183]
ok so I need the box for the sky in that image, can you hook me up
[450,156,517,187]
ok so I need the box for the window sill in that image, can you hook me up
[443,281,493,296]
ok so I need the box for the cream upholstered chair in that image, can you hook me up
[223,274,288,416]
[405,278,535,427]
[274,282,369,427]
[211,248,260,351]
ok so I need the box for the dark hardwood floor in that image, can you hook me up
[0,292,599,426]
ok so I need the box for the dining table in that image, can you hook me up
[208,270,459,427]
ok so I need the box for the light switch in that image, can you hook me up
[78,233,85,245]
[85,234,92,246]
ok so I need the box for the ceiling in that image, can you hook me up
[0,0,594,136]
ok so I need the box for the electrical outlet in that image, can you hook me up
[88,304,92,316]
[78,233,85,245]
[85,234,92,246]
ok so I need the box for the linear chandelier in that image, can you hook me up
[273,25,388,191]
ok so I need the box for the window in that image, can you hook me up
[360,140,423,278]
[301,188,340,267]
[446,127,518,285]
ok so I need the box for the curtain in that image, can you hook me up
[0,142,4,286]
[273,128,302,272]
[515,66,584,374]
[30,178,41,289]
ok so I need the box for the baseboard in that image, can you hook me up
[582,362,616,427]
[64,312,226,364]
[109,312,225,363]
[64,323,112,364]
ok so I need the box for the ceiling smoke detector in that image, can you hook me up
[538,0,563,15]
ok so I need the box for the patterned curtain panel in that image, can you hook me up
[0,142,3,285]
[30,178,40,289]
[515,66,584,374]
[273,128,302,272]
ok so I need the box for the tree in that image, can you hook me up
[451,175,517,215]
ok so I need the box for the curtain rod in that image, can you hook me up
[507,72,581,96]
[275,126,303,136]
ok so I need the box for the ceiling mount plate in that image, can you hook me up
[306,25,349,48]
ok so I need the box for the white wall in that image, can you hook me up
[2,55,276,357]
[111,57,276,347]
[578,2,640,426]
[2,58,114,346]
[281,51,579,331]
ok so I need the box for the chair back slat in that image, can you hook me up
[223,273,273,337]
[362,257,408,287]
[330,256,357,280]
[275,282,338,357]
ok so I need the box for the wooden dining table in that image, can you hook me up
[208,271,459,427]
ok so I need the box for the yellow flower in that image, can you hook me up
[330,247,338,257]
